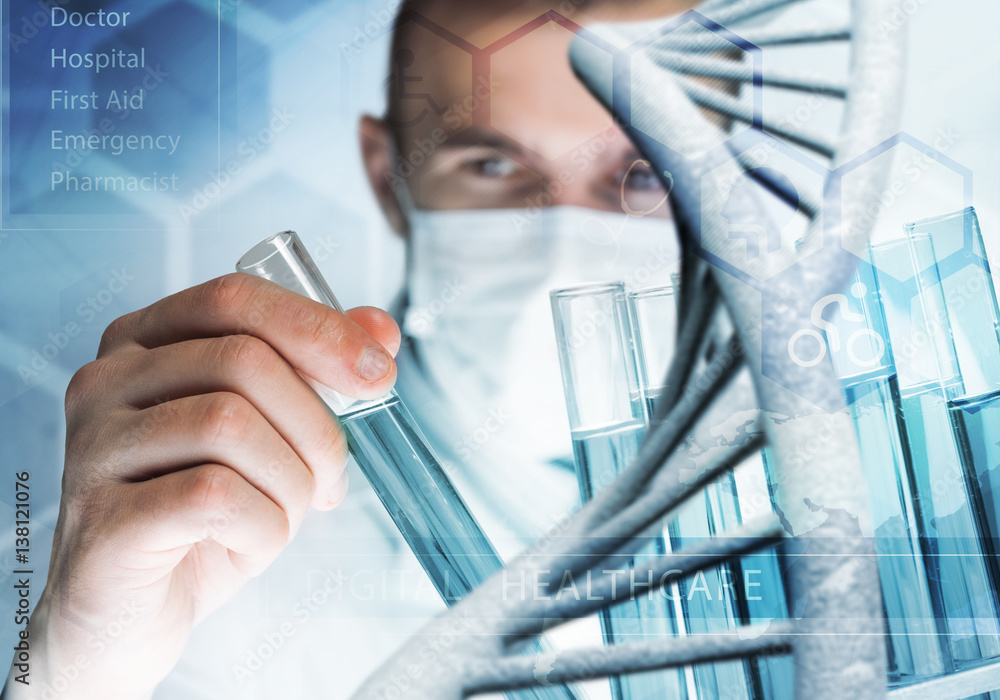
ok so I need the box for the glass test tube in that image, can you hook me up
[238,232,582,700]
[906,208,1000,579]
[550,282,687,700]
[825,261,948,683]
[627,284,791,700]
[870,233,1000,669]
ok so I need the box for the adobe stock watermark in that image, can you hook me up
[17,268,134,386]
[453,405,511,461]
[339,0,403,56]
[879,0,930,37]
[565,305,610,351]
[179,106,296,223]
[363,609,476,700]
[870,450,966,555]
[851,126,961,238]
[16,599,141,700]
[386,74,501,184]
[402,278,466,335]
[199,450,297,544]
[232,567,348,684]
[5,0,72,53]
[517,129,676,226]
[522,124,640,213]
[712,90,831,202]
[305,233,342,264]
[50,64,171,181]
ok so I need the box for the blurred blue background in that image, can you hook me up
[1,0,998,679]
[0,0,410,669]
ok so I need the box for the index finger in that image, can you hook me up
[98,274,397,400]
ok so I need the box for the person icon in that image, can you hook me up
[387,47,449,126]
[721,166,800,261]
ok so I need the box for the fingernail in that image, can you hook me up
[357,346,391,382]
[328,471,349,507]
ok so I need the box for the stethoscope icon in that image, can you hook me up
[787,282,886,368]
[581,159,675,269]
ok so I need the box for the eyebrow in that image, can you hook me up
[433,126,527,155]
[426,126,651,174]
[621,149,651,165]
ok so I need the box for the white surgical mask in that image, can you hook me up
[396,205,680,493]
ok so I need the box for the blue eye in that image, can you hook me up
[467,156,518,178]
[623,165,661,191]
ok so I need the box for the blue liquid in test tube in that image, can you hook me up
[238,231,582,700]
[824,261,949,682]
[337,395,503,597]
[552,282,687,700]
[626,284,792,700]
[906,208,1000,592]
[870,232,1000,672]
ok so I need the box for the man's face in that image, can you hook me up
[370,10,675,223]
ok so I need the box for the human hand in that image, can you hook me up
[9,274,399,699]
